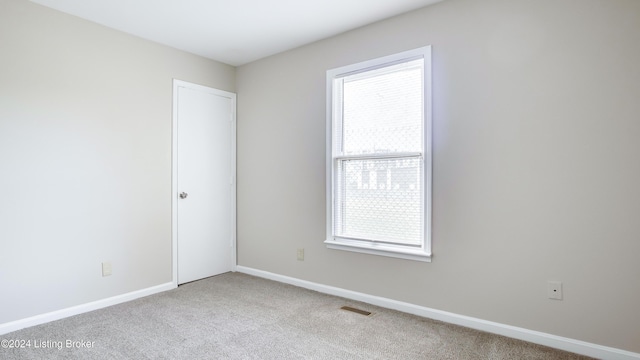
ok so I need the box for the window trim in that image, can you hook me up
[325,46,432,262]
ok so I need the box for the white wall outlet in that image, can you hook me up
[548,281,562,300]
[102,262,112,277]
[297,248,304,261]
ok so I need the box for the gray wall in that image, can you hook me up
[0,0,234,324]
[236,0,640,353]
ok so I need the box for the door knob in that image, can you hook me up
[179,192,188,199]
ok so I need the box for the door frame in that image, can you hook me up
[171,79,237,287]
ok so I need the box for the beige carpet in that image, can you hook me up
[1,272,594,359]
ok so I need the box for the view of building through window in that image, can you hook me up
[333,58,424,246]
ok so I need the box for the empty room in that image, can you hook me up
[1,0,639,358]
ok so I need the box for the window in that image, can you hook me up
[325,47,432,262]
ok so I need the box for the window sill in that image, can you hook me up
[324,238,431,262]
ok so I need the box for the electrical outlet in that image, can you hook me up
[102,262,112,277]
[548,281,562,300]
[297,248,304,261]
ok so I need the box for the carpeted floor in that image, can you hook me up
[1,272,594,359]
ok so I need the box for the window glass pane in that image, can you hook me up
[335,157,422,245]
[342,60,423,155]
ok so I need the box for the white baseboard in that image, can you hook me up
[0,282,175,336]
[236,266,640,360]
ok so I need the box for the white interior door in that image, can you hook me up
[173,80,235,285]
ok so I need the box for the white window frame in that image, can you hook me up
[325,46,432,262]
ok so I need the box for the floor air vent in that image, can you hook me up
[340,306,372,316]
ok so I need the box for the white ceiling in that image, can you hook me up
[30,0,442,66]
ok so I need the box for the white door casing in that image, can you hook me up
[172,80,236,285]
